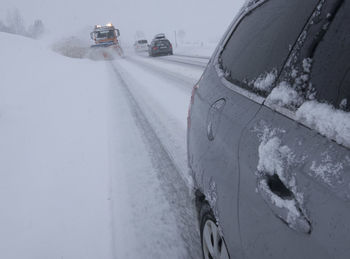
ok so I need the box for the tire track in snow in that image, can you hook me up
[110,61,202,258]
[135,52,208,69]
[107,61,189,258]
[112,57,192,186]
[173,53,211,60]
[158,55,208,68]
[126,56,196,91]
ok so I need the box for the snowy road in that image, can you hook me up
[135,51,209,68]
[0,33,205,259]
[107,55,204,258]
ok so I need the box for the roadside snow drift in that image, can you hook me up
[0,32,112,259]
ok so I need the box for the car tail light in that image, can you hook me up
[187,83,199,129]
[169,44,172,48]
[153,46,158,50]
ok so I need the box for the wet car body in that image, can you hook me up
[188,0,350,258]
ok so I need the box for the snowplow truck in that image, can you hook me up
[90,23,123,56]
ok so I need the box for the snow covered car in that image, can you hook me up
[134,39,148,52]
[148,38,173,57]
[187,0,350,258]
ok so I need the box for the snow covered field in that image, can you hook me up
[171,43,217,58]
[0,32,203,258]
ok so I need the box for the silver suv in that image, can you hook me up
[188,0,350,258]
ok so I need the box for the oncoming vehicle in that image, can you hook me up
[134,39,148,52]
[90,23,123,57]
[187,0,350,258]
[148,38,173,57]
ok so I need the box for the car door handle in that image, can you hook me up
[207,98,226,141]
[257,174,311,234]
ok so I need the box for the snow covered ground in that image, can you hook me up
[0,33,113,259]
[173,43,217,58]
[0,32,203,258]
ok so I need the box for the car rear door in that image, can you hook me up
[238,1,350,258]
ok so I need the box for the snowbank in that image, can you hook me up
[0,32,112,259]
[52,36,89,59]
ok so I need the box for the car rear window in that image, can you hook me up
[309,0,350,110]
[138,40,147,44]
[220,0,319,95]
[155,40,170,46]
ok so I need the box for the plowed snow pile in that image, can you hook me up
[0,32,112,258]
[52,36,89,58]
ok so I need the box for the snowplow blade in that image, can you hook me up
[90,42,116,48]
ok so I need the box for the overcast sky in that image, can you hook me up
[0,0,246,44]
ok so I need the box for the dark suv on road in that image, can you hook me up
[148,38,173,57]
[188,0,350,258]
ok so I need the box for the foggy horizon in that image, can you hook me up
[0,0,245,43]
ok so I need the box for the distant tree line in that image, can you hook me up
[0,8,45,39]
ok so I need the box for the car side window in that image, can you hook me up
[219,0,319,96]
[309,0,350,111]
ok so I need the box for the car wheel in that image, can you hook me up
[200,203,229,259]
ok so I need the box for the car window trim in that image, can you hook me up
[214,0,323,108]
[212,0,348,150]
[264,0,344,121]
[264,0,350,150]
[211,0,337,146]
[213,0,268,105]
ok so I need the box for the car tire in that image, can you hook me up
[200,203,230,259]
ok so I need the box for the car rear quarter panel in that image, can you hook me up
[188,61,263,256]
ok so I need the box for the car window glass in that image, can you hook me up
[220,0,318,95]
[156,40,170,46]
[310,0,350,110]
